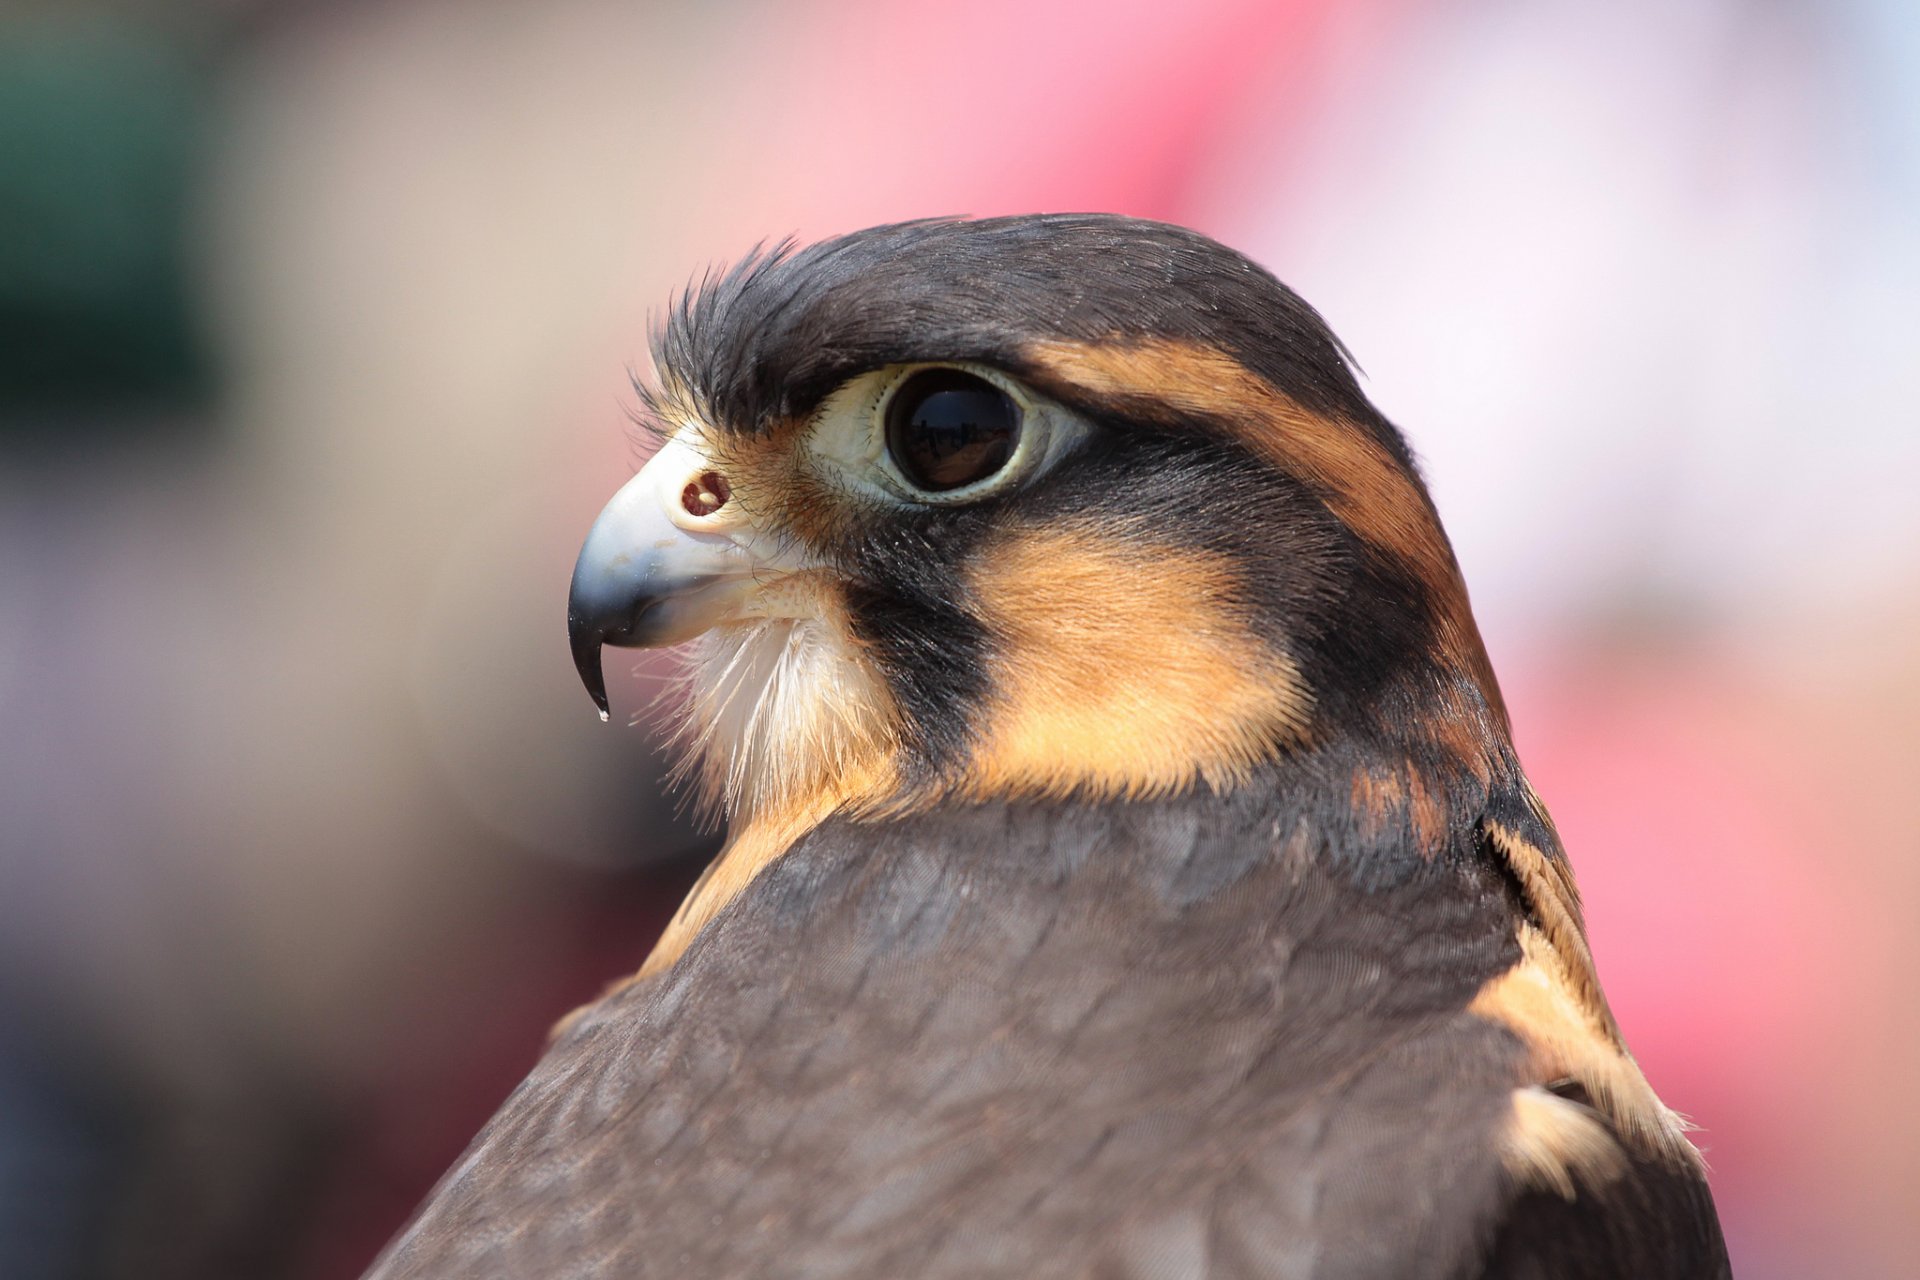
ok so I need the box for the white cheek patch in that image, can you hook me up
[671,605,897,823]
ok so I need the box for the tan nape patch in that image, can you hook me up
[1498,1086,1630,1200]
[1022,337,1504,726]
[1471,924,1701,1172]
[1351,763,1445,849]
[1350,769,1405,841]
[1405,767,1444,848]
[960,521,1310,802]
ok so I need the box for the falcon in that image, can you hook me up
[368,215,1728,1278]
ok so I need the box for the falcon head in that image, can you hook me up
[569,215,1507,846]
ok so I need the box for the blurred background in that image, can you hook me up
[1,0,1914,1275]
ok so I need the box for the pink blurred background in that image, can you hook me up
[2,2,1915,1276]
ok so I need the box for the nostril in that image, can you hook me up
[680,471,731,518]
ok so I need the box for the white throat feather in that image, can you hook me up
[669,606,897,825]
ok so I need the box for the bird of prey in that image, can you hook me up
[368,215,1728,1278]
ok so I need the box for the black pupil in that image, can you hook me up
[884,369,1019,492]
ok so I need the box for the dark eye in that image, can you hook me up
[884,368,1021,493]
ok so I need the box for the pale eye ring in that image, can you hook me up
[882,368,1022,493]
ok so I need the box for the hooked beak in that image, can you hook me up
[567,435,771,719]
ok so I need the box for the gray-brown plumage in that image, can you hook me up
[368,215,1728,1279]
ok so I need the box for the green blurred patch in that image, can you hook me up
[0,18,218,442]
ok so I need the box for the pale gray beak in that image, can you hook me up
[566,437,763,719]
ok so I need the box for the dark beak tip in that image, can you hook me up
[567,611,613,722]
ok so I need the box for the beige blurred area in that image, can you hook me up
[2,3,747,1273]
[2,1,1916,1277]
[187,0,721,1046]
